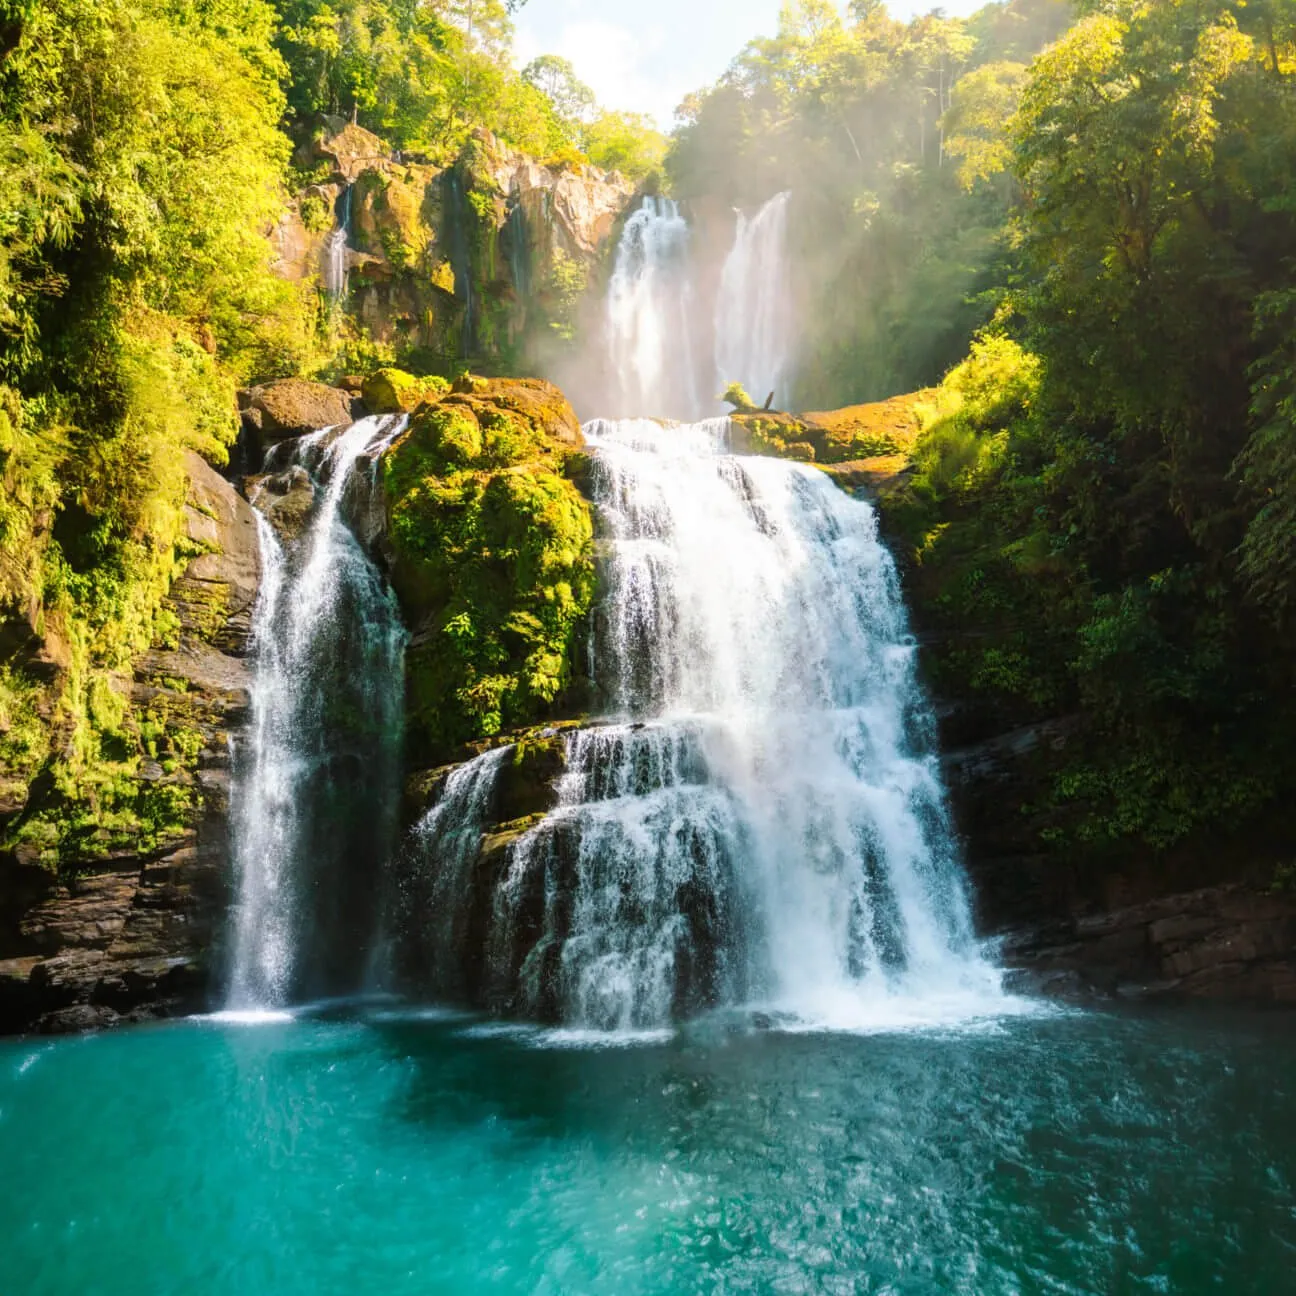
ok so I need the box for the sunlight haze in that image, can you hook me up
[516,0,987,125]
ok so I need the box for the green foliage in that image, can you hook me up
[943,60,1027,190]
[539,249,587,343]
[880,0,1296,865]
[720,382,758,412]
[274,0,564,161]
[299,191,334,233]
[362,366,450,413]
[1236,287,1296,619]
[0,0,321,871]
[581,111,668,181]
[523,55,594,128]
[670,0,1070,408]
[382,380,593,759]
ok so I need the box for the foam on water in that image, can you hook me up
[202,1009,297,1026]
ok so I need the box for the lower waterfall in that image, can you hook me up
[225,415,407,1010]
[411,417,1007,1031]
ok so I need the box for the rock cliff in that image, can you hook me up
[0,456,260,1032]
[275,121,634,373]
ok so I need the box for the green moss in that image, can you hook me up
[0,666,50,809]
[721,381,757,412]
[383,379,594,761]
[1,424,234,874]
[299,192,333,234]
[362,367,451,414]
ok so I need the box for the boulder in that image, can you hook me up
[244,379,357,441]
[248,465,317,544]
[313,119,392,184]
[730,391,936,468]
[380,378,592,763]
[362,367,449,415]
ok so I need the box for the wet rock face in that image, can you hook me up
[1000,885,1296,1004]
[0,455,260,1034]
[937,718,1296,1005]
[248,465,316,545]
[393,723,737,1026]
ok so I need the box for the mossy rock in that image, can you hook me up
[362,368,450,415]
[731,391,936,466]
[382,378,594,762]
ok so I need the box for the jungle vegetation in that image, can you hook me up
[675,0,1296,864]
[0,0,654,868]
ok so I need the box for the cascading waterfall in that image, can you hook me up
[226,415,408,1010]
[413,417,1007,1031]
[599,192,797,420]
[604,197,703,420]
[714,191,795,408]
[322,184,352,300]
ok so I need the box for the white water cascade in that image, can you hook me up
[599,192,798,421]
[413,417,1007,1031]
[604,197,703,420]
[714,191,795,408]
[322,185,352,300]
[226,415,408,1009]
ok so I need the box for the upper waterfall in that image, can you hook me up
[604,196,703,420]
[714,192,795,409]
[322,184,352,300]
[598,191,798,420]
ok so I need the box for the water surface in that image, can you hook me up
[2,1007,1293,1294]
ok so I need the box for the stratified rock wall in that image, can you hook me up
[0,455,260,1032]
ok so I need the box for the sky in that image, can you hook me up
[514,0,986,128]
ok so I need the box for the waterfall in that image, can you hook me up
[322,185,352,300]
[714,191,795,408]
[412,417,1005,1031]
[398,746,514,1002]
[604,197,703,420]
[226,415,408,1010]
[506,194,531,304]
[599,192,797,420]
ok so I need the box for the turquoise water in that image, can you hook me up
[2,1007,1294,1294]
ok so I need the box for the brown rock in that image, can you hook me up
[248,465,317,544]
[1000,883,1296,1004]
[176,452,262,655]
[246,378,356,441]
